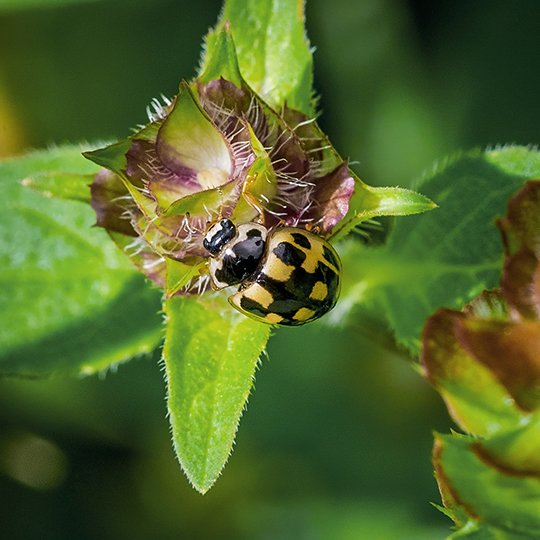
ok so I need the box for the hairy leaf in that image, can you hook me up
[0,146,164,376]
[422,179,540,436]
[330,175,437,242]
[339,146,540,351]
[202,0,314,115]
[163,295,270,493]
[21,171,93,203]
[434,433,540,538]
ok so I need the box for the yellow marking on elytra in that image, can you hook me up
[264,313,284,324]
[264,255,295,282]
[242,283,274,309]
[283,230,332,274]
[293,307,317,321]
[309,281,328,301]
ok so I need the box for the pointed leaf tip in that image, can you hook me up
[163,296,270,492]
[200,0,314,115]
[199,23,243,88]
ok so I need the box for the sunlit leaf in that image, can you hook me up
[422,179,540,435]
[449,522,532,539]
[330,174,437,242]
[22,171,93,203]
[340,146,540,351]
[163,295,271,493]
[0,146,164,376]
[421,305,527,438]
[434,433,540,537]
[475,413,540,478]
[203,0,314,115]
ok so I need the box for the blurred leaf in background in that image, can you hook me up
[1,0,540,538]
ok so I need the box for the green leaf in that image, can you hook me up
[22,171,94,203]
[421,304,527,437]
[435,433,540,538]
[477,413,540,478]
[203,0,314,116]
[163,295,271,493]
[485,144,540,177]
[0,146,164,376]
[338,147,539,351]
[15,143,101,203]
[450,523,534,539]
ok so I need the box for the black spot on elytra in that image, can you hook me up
[323,245,340,269]
[238,253,341,326]
[290,232,311,250]
[273,241,306,267]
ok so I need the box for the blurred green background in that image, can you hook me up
[1,0,539,538]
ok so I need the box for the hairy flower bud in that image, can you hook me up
[87,74,354,295]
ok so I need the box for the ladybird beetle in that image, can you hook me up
[203,219,341,326]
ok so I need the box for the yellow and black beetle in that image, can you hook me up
[203,219,341,326]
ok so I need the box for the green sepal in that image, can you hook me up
[165,258,206,298]
[161,179,236,218]
[231,124,278,222]
[83,138,131,175]
[198,23,243,89]
[330,173,437,242]
[156,80,232,176]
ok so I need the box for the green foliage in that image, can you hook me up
[330,174,437,242]
[203,0,314,115]
[422,180,540,538]
[5,1,539,527]
[435,434,540,539]
[338,146,540,352]
[0,0,98,11]
[0,145,164,376]
[163,296,270,493]
[2,0,540,538]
